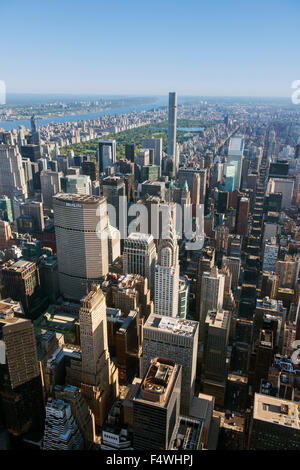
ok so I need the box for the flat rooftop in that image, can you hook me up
[172,416,203,450]
[145,314,198,337]
[53,193,105,204]
[205,309,230,330]
[2,259,34,272]
[138,357,177,405]
[253,393,300,429]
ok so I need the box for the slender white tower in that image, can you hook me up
[168,92,177,177]
[154,219,179,317]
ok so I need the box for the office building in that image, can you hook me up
[133,357,182,449]
[0,303,44,436]
[203,309,231,407]
[222,256,241,290]
[1,259,41,316]
[142,137,163,169]
[0,144,27,199]
[275,256,300,289]
[195,247,215,316]
[249,394,300,449]
[107,273,153,320]
[141,165,160,182]
[199,267,225,341]
[53,384,95,448]
[79,284,118,429]
[103,176,126,231]
[98,140,116,174]
[178,277,189,319]
[253,330,274,393]
[0,196,13,223]
[224,136,244,190]
[154,221,179,318]
[267,178,294,209]
[261,272,279,299]
[136,149,150,167]
[40,170,62,209]
[123,232,157,293]
[107,224,121,264]
[19,199,44,233]
[262,238,279,272]
[177,167,207,205]
[43,399,84,450]
[215,223,229,253]
[20,144,41,163]
[236,196,250,239]
[61,174,91,195]
[82,160,99,182]
[0,220,12,250]
[125,144,135,163]
[107,309,142,385]
[142,314,199,415]
[53,194,109,301]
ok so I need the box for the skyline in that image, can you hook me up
[1,0,300,97]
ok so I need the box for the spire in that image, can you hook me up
[157,218,178,267]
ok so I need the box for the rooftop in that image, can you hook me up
[139,357,177,405]
[0,299,25,324]
[171,416,203,450]
[2,259,34,272]
[146,314,198,337]
[205,309,230,330]
[53,193,105,204]
[253,393,300,429]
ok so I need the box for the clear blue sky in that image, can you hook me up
[1,0,299,97]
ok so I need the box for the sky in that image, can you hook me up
[1,0,300,97]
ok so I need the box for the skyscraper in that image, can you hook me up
[61,174,92,195]
[30,114,41,146]
[53,193,109,300]
[248,394,300,450]
[224,136,244,190]
[125,143,135,163]
[103,176,126,231]
[133,357,182,450]
[40,170,62,209]
[199,267,225,341]
[142,137,163,170]
[142,314,199,415]
[98,140,116,174]
[82,160,99,182]
[43,399,84,450]
[222,256,241,290]
[123,232,157,293]
[167,92,177,177]
[154,221,179,318]
[262,238,279,272]
[236,196,250,239]
[0,144,27,199]
[0,302,44,436]
[0,196,13,223]
[1,259,41,317]
[79,284,118,429]
[19,199,45,232]
[203,309,231,406]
